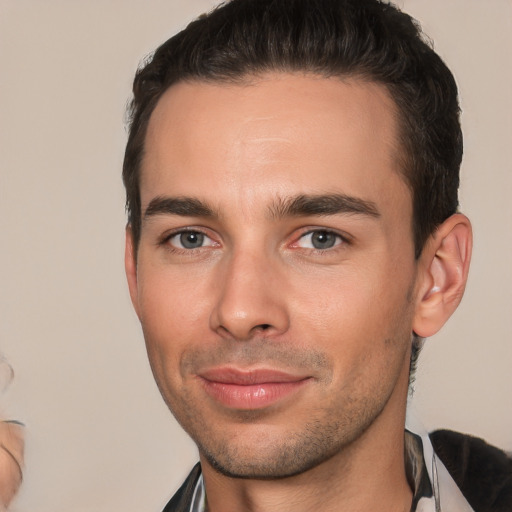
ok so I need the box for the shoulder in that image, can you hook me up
[161,463,202,512]
[430,429,512,512]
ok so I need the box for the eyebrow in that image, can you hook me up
[144,196,217,220]
[143,193,380,223]
[268,193,380,219]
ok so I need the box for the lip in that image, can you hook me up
[198,368,311,410]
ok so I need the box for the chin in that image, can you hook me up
[195,411,378,480]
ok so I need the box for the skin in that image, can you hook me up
[0,420,24,509]
[126,73,472,512]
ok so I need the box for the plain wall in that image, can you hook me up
[0,1,510,511]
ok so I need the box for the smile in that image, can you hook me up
[198,368,312,410]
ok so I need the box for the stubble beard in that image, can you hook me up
[197,394,391,480]
[156,332,411,480]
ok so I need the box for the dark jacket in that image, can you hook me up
[162,430,512,512]
[430,430,512,512]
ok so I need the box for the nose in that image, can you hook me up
[209,250,290,341]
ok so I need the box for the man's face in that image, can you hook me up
[127,73,420,478]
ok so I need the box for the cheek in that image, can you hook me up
[293,262,410,329]
[138,263,210,330]
[289,261,415,370]
[137,270,211,376]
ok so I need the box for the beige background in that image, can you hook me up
[0,1,510,511]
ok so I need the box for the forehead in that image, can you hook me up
[141,73,410,217]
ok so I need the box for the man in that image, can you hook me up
[122,0,511,511]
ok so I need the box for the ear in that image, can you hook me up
[413,214,472,338]
[125,225,140,318]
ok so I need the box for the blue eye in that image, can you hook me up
[297,230,342,250]
[169,231,214,249]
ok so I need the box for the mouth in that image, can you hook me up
[198,368,312,410]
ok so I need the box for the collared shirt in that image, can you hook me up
[188,415,475,512]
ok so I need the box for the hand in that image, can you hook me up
[0,420,24,509]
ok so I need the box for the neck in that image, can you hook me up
[201,371,413,512]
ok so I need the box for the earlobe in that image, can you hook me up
[413,214,472,338]
[125,226,140,318]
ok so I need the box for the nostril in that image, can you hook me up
[257,324,271,331]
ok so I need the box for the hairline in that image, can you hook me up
[133,70,416,252]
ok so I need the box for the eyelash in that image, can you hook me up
[291,228,351,253]
[159,228,217,252]
[158,227,351,254]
